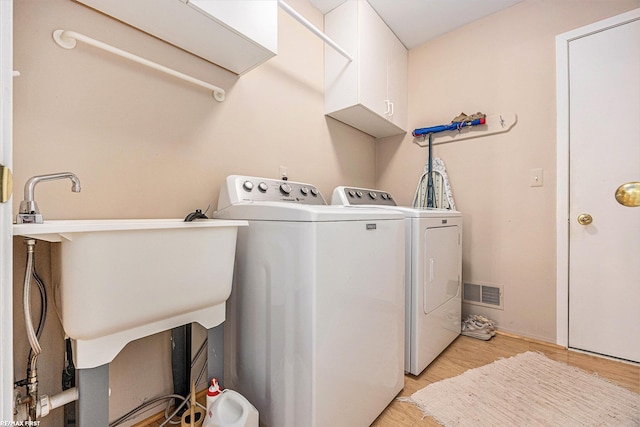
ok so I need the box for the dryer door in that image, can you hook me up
[423,225,461,314]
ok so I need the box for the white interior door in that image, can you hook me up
[0,0,14,419]
[567,14,640,363]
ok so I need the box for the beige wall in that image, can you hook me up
[12,0,375,425]
[13,0,640,425]
[377,0,639,341]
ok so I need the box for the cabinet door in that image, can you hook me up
[358,0,390,118]
[386,32,408,129]
[324,0,407,138]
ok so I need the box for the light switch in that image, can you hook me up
[529,168,543,187]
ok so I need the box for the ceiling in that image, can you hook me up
[308,0,524,49]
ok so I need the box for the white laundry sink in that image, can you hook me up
[13,219,247,368]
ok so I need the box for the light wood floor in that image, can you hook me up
[372,332,640,426]
[136,333,639,427]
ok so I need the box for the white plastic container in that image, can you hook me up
[203,378,222,427]
[206,389,258,427]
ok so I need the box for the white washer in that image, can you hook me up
[214,176,405,427]
[332,186,462,376]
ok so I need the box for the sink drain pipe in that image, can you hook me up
[14,387,80,420]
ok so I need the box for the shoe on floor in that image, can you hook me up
[461,314,496,340]
[461,329,494,340]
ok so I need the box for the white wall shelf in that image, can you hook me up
[73,0,278,76]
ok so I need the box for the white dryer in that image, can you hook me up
[332,186,462,376]
[214,176,405,427]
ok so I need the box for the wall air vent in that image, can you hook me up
[463,282,503,309]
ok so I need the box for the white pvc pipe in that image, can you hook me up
[52,30,226,102]
[39,388,79,418]
[48,388,79,411]
[277,0,353,62]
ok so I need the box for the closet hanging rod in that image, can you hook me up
[52,30,226,102]
[277,0,353,62]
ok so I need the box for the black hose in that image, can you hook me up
[32,270,47,338]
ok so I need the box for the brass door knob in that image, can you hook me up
[615,182,640,207]
[577,213,593,225]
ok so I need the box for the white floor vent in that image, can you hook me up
[463,282,503,309]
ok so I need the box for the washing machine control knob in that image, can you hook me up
[356,191,363,198]
[280,183,292,195]
[300,186,309,195]
[368,191,377,199]
[310,188,319,197]
[243,181,254,191]
[258,182,268,192]
[348,190,356,198]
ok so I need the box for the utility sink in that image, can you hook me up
[13,219,247,368]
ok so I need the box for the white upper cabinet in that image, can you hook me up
[324,0,407,138]
[73,0,278,75]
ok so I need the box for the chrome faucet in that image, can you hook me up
[17,172,81,224]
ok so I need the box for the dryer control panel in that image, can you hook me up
[332,186,397,206]
[218,175,327,208]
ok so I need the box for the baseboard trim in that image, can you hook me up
[495,330,566,350]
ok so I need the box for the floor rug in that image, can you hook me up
[406,351,639,426]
